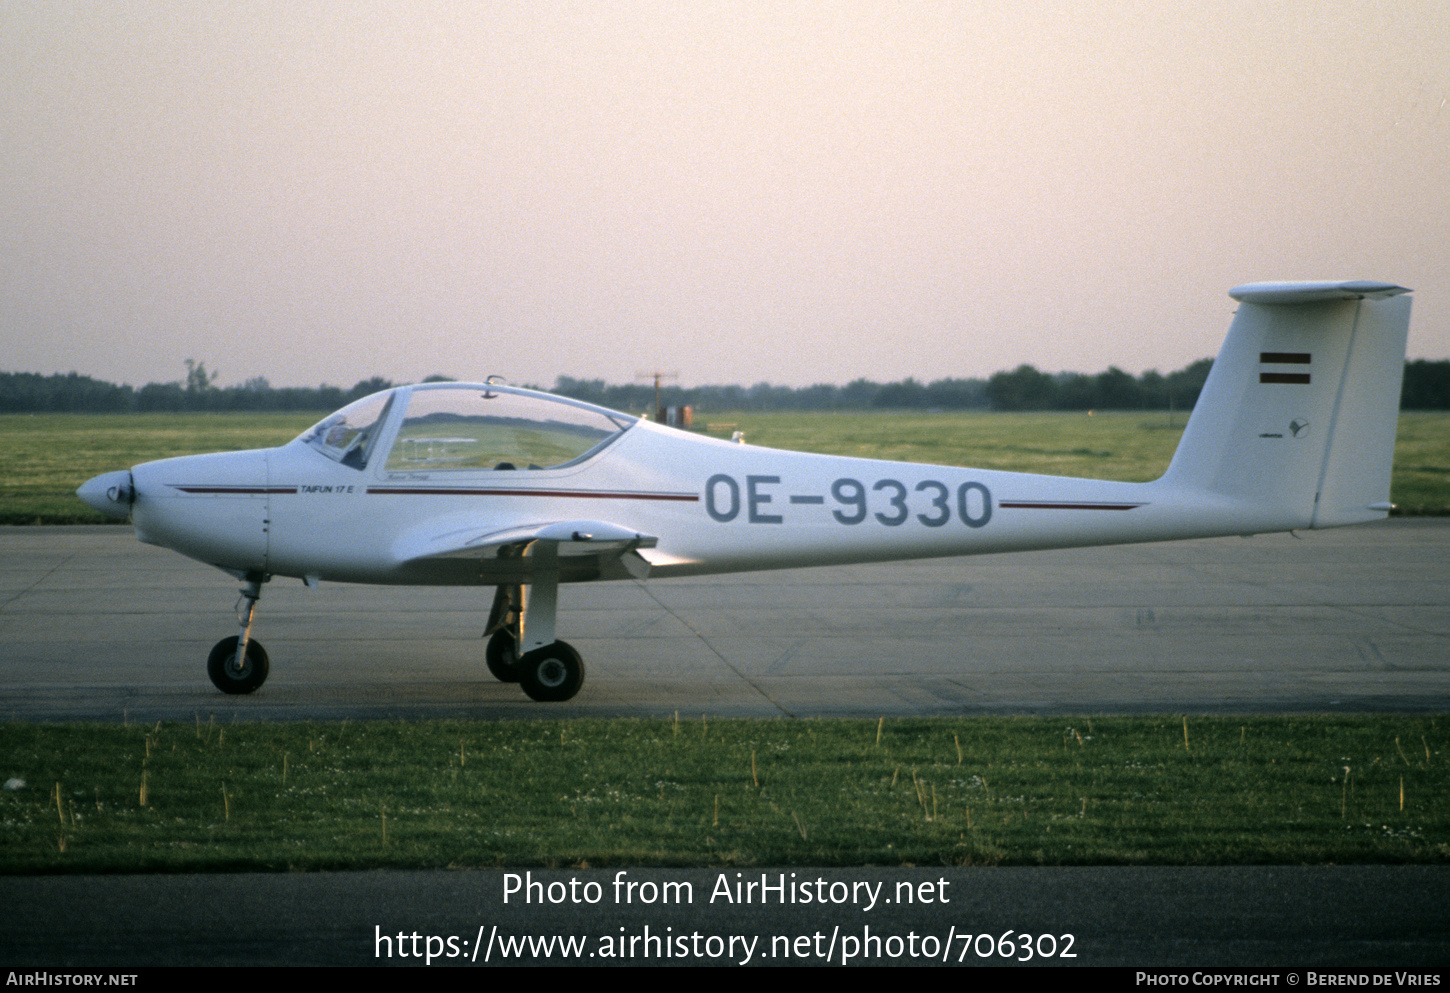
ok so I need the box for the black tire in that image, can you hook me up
[485,629,522,682]
[519,641,584,702]
[207,636,270,694]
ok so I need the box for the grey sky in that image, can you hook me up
[3,1,1447,391]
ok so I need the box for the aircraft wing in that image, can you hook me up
[395,518,661,578]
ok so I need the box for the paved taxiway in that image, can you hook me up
[1,521,1446,719]
[3,523,1448,967]
[2,516,1450,716]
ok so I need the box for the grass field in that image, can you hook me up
[1,412,319,524]
[3,716,1445,872]
[4,409,1449,524]
[4,408,1445,873]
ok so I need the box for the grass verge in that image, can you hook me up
[7,410,1447,524]
[3,715,1445,872]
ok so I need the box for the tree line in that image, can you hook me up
[0,362,396,414]
[4,358,1450,414]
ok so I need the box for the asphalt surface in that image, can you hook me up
[1,521,1446,720]
[2,521,1447,967]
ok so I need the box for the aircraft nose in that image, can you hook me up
[77,470,135,519]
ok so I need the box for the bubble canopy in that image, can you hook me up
[296,383,638,472]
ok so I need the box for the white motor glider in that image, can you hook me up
[78,280,1412,701]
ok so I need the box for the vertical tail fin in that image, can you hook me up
[1161,281,1411,530]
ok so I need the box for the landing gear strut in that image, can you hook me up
[484,553,584,701]
[485,628,522,682]
[207,575,270,694]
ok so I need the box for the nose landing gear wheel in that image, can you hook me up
[207,636,270,694]
[519,641,584,702]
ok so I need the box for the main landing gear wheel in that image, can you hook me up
[207,635,270,694]
[485,629,522,682]
[519,641,584,702]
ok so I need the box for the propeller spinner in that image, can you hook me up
[76,470,135,519]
